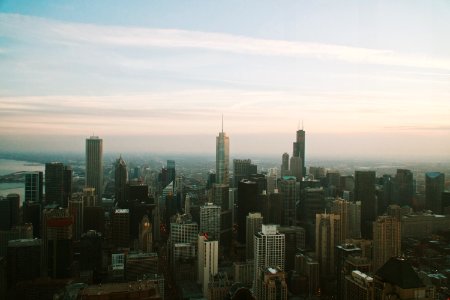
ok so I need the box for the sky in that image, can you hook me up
[0,1,449,159]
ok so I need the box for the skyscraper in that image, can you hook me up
[216,119,229,185]
[42,208,73,278]
[237,179,258,243]
[372,216,401,271]
[289,156,303,182]
[45,162,71,206]
[167,160,176,184]
[212,183,229,210]
[355,170,376,239]
[25,171,43,203]
[425,172,445,214]
[200,203,221,241]
[254,225,285,299]
[111,209,130,248]
[7,239,42,288]
[279,176,297,226]
[0,195,20,230]
[197,234,219,297]
[68,197,83,241]
[246,212,263,260]
[315,212,341,276]
[394,169,414,207]
[233,159,257,187]
[331,198,350,242]
[281,153,289,177]
[114,155,128,206]
[86,136,103,201]
[293,128,306,177]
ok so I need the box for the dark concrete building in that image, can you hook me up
[355,170,376,239]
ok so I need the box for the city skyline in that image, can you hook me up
[1,1,450,159]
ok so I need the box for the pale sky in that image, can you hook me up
[0,1,449,159]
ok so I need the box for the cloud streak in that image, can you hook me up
[2,13,450,71]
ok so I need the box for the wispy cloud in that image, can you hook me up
[1,13,450,71]
[1,87,449,137]
[384,125,450,131]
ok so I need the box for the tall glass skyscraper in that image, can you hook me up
[216,121,229,185]
[25,171,43,203]
[86,136,103,201]
[114,155,127,206]
[293,128,306,176]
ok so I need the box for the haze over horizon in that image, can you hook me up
[1,1,449,159]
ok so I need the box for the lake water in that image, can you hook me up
[0,159,45,202]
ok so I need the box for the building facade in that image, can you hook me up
[86,136,103,200]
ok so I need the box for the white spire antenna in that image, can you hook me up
[221,114,224,133]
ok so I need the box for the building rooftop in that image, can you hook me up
[376,257,424,289]
[8,238,41,247]
[127,252,158,259]
[78,280,160,297]
[426,172,443,178]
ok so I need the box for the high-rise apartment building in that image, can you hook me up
[315,213,341,276]
[372,216,401,271]
[355,170,376,239]
[246,212,263,260]
[216,122,229,185]
[425,172,445,214]
[197,234,218,297]
[114,155,128,206]
[200,203,221,241]
[348,201,361,239]
[170,214,199,245]
[279,176,297,226]
[25,171,43,203]
[331,198,351,242]
[254,224,285,298]
[86,136,103,201]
